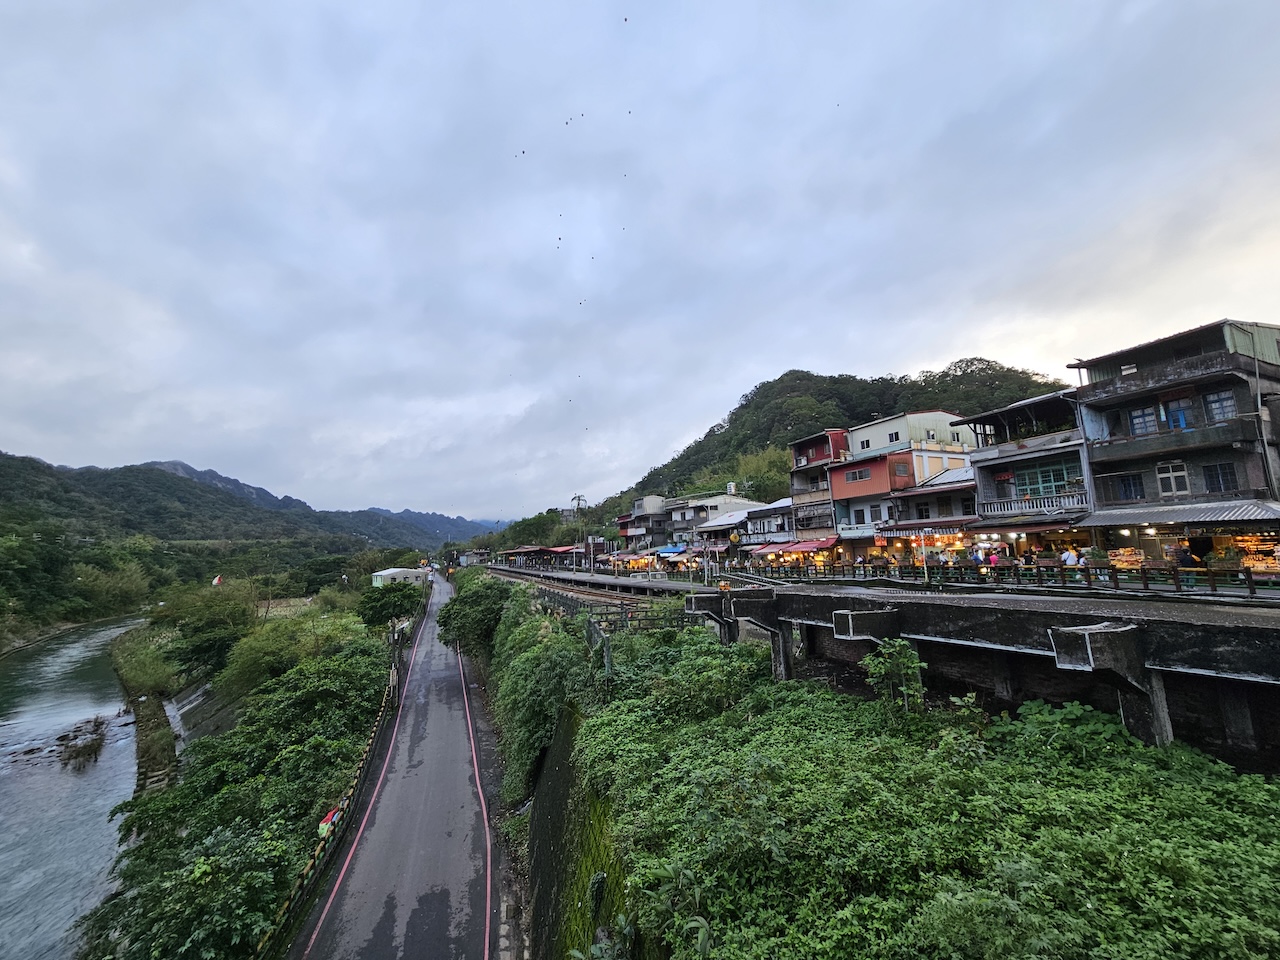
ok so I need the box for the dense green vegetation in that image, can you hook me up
[78,595,390,959]
[615,358,1064,510]
[468,358,1065,551]
[0,450,485,550]
[0,495,427,652]
[440,573,1280,960]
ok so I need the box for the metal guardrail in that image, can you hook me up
[502,558,1276,600]
[727,561,1269,597]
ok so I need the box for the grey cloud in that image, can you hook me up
[3,2,1280,517]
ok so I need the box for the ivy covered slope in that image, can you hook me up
[440,572,1280,960]
[77,586,391,960]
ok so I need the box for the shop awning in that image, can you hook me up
[878,524,965,536]
[657,545,685,555]
[789,537,839,552]
[1076,500,1280,527]
[966,513,1088,531]
[751,542,794,556]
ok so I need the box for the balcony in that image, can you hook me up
[1088,418,1261,465]
[1079,350,1248,405]
[969,429,1082,464]
[978,492,1090,517]
[791,479,830,494]
[836,522,879,539]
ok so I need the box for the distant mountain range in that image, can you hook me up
[2,453,497,550]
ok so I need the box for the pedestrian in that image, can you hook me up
[1061,546,1079,566]
[1178,547,1199,587]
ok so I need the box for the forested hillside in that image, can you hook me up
[472,357,1066,548]
[629,358,1064,502]
[1,453,489,548]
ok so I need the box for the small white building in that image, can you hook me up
[371,567,428,586]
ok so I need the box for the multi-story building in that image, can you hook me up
[879,466,978,558]
[665,491,766,543]
[829,411,969,556]
[951,390,1092,550]
[788,429,849,541]
[1070,319,1280,562]
[617,494,667,551]
[741,497,794,546]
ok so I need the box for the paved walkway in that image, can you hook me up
[289,579,503,960]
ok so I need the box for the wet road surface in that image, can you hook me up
[291,580,498,960]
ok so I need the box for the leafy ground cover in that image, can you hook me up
[78,604,389,959]
[441,572,1280,960]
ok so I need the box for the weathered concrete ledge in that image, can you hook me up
[686,585,1280,768]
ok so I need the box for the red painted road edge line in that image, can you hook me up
[301,609,429,959]
[457,648,495,960]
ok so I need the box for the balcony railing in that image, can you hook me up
[836,523,879,539]
[791,480,830,494]
[1079,350,1248,403]
[1088,418,1260,463]
[978,492,1090,516]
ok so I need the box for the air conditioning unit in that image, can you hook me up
[796,456,808,467]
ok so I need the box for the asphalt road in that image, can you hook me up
[289,579,500,960]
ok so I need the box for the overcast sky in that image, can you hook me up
[3,2,1280,519]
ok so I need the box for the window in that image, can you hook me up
[894,463,910,476]
[1129,406,1158,436]
[1013,456,1083,497]
[1117,474,1145,500]
[915,504,931,520]
[853,508,866,524]
[960,496,975,515]
[951,431,962,443]
[845,468,870,482]
[888,431,900,442]
[870,504,882,522]
[936,498,953,517]
[1203,462,1239,493]
[1120,362,1138,375]
[1204,390,1237,422]
[859,438,871,450]
[1099,473,1145,502]
[1165,397,1194,430]
[1156,462,1189,496]
[885,505,896,521]
[926,429,937,441]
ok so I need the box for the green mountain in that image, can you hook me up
[0,453,489,549]
[632,358,1064,496]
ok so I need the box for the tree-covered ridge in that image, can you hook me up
[0,451,480,548]
[629,358,1065,501]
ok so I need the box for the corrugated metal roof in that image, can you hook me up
[696,507,755,531]
[950,389,1077,426]
[1077,500,1280,527]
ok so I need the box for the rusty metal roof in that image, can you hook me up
[1077,499,1280,527]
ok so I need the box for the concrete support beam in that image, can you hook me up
[1050,621,1172,745]
[832,608,900,642]
[1219,681,1258,749]
[991,651,1015,702]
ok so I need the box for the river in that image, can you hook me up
[0,620,141,960]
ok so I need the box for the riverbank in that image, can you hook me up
[0,620,140,960]
[107,624,179,794]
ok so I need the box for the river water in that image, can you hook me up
[0,620,141,960]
